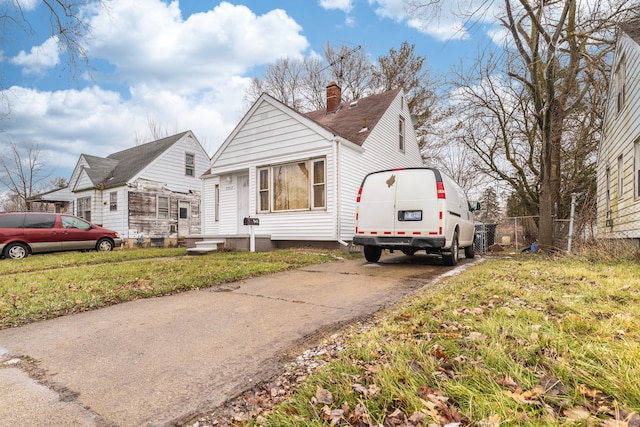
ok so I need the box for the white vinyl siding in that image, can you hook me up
[131,134,209,194]
[597,31,640,238]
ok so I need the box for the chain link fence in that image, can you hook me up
[474,215,596,254]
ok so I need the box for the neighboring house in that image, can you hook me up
[597,19,640,243]
[31,131,210,247]
[198,82,424,250]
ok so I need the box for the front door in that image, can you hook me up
[178,201,190,237]
[237,174,249,232]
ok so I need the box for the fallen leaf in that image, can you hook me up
[564,406,591,421]
[466,331,487,341]
[477,414,501,426]
[503,389,539,405]
[497,375,519,390]
[315,385,333,405]
[578,384,601,398]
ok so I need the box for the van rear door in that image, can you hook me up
[356,170,398,235]
[394,169,440,236]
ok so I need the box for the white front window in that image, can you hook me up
[257,158,326,213]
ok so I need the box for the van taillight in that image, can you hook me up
[356,187,363,202]
[437,182,446,199]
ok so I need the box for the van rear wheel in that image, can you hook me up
[443,232,459,266]
[363,245,382,263]
[464,242,475,259]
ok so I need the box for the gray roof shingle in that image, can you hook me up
[83,131,189,189]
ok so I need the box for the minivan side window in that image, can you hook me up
[62,215,91,230]
[0,214,25,228]
[23,214,56,229]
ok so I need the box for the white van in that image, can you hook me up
[353,168,479,265]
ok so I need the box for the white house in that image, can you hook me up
[198,83,424,250]
[31,131,210,247]
[597,19,640,243]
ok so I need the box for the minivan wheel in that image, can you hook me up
[96,238,114,252]
[443,232,459,266]
[4,243,29,260]
[363,245,382,263]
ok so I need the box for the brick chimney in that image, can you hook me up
[326,81,342,113]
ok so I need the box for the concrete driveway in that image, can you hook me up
[0,253,474,427]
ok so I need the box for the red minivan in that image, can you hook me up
[0,212,122,260]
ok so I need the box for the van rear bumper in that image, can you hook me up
[353,235,446,250]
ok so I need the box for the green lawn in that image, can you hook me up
[248,252,640,426]
[0,248,344,329]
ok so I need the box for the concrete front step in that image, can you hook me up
[187,240,225,255]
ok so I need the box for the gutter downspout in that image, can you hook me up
[334,138,349,248]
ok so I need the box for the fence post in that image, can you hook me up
[567,192,578,253]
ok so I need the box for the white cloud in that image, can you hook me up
[10,36,61,75]
[370,0,502,42]
[5,0,39,10]
[84,0,309,93]
[319,0,353,12]
[1,75,250,175]
[1,0,312,179]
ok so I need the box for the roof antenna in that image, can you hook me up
[319,45,362,74]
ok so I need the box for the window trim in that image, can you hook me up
[185,152,195,177]
[635,139,640,200]
[311,159,326,210]
[615,55,626,115]
[618,154,624,200]
[257,158,327,213]
[399,116,405,152]
[157,195,170,219]
[77,196,92,221]
[109,191,117,211]
[214,184,220,222]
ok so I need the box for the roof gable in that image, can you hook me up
[81,154,119,187]
[304,88,402,146]
[104,131,190,187]
[620,18,640,45]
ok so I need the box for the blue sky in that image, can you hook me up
[0,0,501,183]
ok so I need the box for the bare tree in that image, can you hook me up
[0,0,102,83]
[323,43,374,101]
[0,140,51,211]
[373,42,437,132]
[409,0,637,249]
[244,58,309,111]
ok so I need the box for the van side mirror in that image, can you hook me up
[469,201,481,212]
